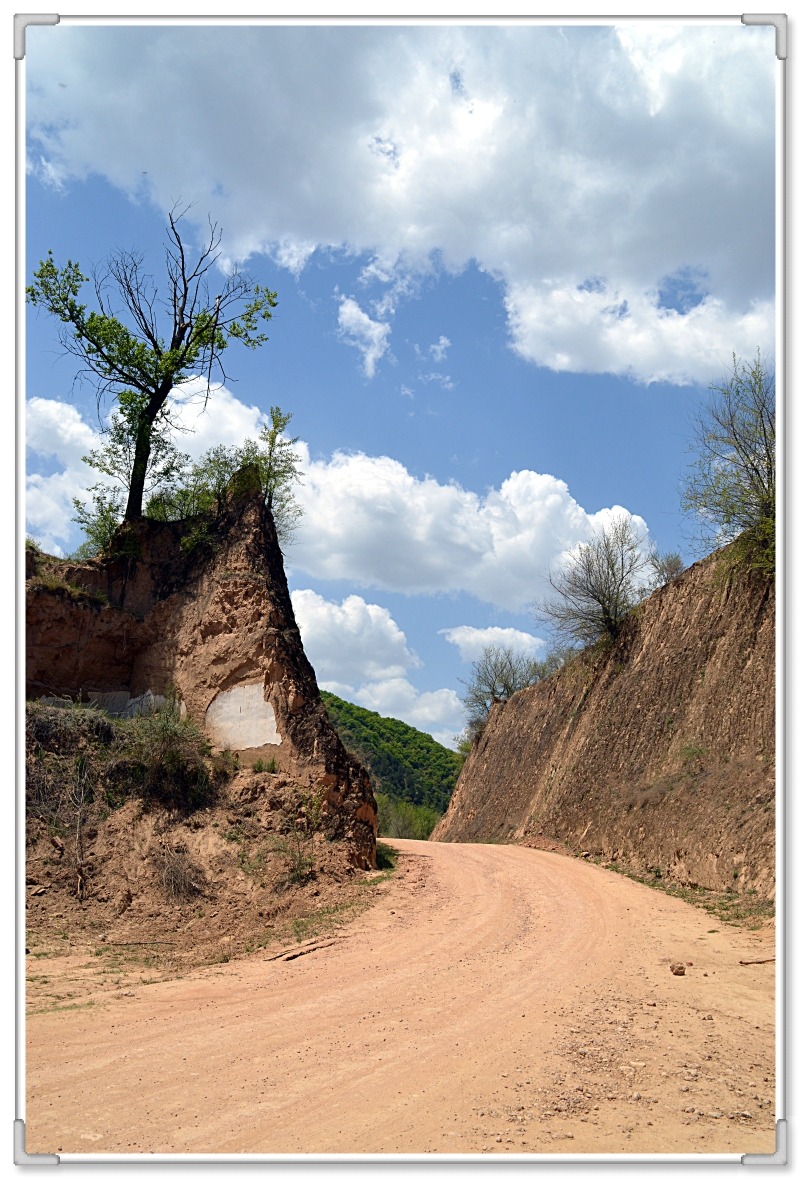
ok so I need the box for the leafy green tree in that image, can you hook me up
[375,792,442,840]
[533,515,652,647]
[71,391,190,555]
[71,485,126,558]
[145,406,304,547]
[681,352,776,575]
[258,406,304,543]
[27,208,277,520]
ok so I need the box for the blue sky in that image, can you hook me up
[25,21,776,745]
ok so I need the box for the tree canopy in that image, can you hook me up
[146,407,304,548]
[27,208,277,520]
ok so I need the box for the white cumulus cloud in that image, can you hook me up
[290,589,419,684]
[26,398,102,554]
[505,282,774,386]
[349,678,464,740]
[336,297,391,378]
[292,444,647,611]
[440,625,546,664]
[25,22,775,385]
[429,336,451,363]
[27,388,650,613]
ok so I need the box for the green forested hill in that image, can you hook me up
[319,691,461,814]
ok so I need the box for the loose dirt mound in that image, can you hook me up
[25,701,380,971]
[26,775,380,973]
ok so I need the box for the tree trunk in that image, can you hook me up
[124,386,171,519]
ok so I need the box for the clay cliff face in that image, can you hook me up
[432,555,775,899]
[26,490,376,868]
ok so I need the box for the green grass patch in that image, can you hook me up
[600,861,773,928]
[375,840,399,871]
[30,999,97,1016]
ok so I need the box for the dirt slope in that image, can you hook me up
[433,556,774,900]
[26,840,775,1158]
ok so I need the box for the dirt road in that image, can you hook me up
[26,840,776,1157]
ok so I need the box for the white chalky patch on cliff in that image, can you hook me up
[205,683,282,750]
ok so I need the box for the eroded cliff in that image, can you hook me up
[432,554,774,899]
[26,487,376,868]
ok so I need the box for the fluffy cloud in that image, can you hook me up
[429,336,451,363]
[290,589,419,684]
[168,380,271,457]
[440,626,545,664]
[26,22,775,384]
[505,282,774,386]
[336,297,392,378]
[292,445,646,611]
[290,587,463,741]
[349,678,464,741]
[27,389,649,613]
[26,398,99,554]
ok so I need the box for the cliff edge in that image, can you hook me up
[432,554,774,900]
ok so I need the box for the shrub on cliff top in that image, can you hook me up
[681,351,775,576]
[533,516,652,648]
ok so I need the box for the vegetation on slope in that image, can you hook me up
[319,692,461,837]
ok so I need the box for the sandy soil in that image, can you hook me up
[25,840,776,1157]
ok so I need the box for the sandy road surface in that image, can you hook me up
[26,840,776,1156]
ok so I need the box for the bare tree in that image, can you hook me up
[648,550,685,590]
[27,207,277,520]
[681,351,775,574]
[459,644,557,740]
[534,516,652,647]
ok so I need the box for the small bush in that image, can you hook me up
[158,846,206,900]
[375,841,398,871]
[271,831,316,885]
[680,742,709,772]
[115,704,221,812]
[27,702,116,755]
[29,574,107,607]
[270,783,327,885]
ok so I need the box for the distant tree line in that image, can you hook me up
[319,691,461,823]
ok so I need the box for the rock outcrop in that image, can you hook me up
[26,488,376,868]
[432,554,775,899]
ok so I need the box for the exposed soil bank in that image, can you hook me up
[26,490,376,868]
[433,555,774,901]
